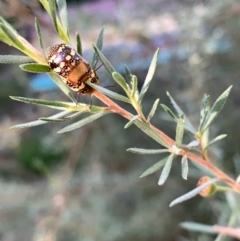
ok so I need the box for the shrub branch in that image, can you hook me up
[93,89,240,193]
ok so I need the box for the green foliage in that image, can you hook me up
[76,32,82,56]
[158,153,175,185]
[169,178,219,207]
[19,63,50,73]
[139,48,159,103]
[175,116,184,147]
[181,155,188,180]
[92,43,116,75]
[199,86,232,134]
[0,55,33,64]
[86,81,131,103]
[17,136,65,174]
[92,26,104,69]
[58,111,109,133]
[140,156,169,178]
[0,1,239,240]
[147,98,160,123]
[35,17,45,57]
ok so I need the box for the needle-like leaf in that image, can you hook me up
[35,18,45,58]
[76,32,82,56]
[56,0,69,36]
[124,115,139,129]
[140,156,169,178]
[170,178,218,207]
[49,73,77,103]
[181,155,188,180]
[203,134,227,151]
[166,92,196,134]
[200,86,232,134]
[58,111,109,133]
[0,55,33,64]
[86,81,131,104]
[175,116,184,147]
[180,222,217,234]
[10,110,71,128]
[127,148,169,154]
[92,43,115,75]
[112,72,129,93]
[158,153,175,185]
[139,48,159,103]
[48,0,59,35]
[200,94,210,126]
[147,98,160,123]
[134,119,169,148]
[131,75,138,99]
[92,26,104,69]
[20,63,50,73]
[10,96,88,111]
[125,65,132,83]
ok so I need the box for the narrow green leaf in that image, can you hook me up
[158,153,174,185]
[134,119,169,148]
[86,81,131,103]
[0,55,33,64]
[39,117,70,123]
[200,86,232,133]
[167,92,196,134]
[0,16,19,37]
[127,148,169,154]
[112,72,129,93]
[181,155,188,180]
[140,156,169,178]
[204,134,227,151]
[92,43,115,75]
[131,75,138,99]
[20,63,50,73]
[0,23,24,50]
[56,0,69,36]
[169,178,218,207]
[89,105,109,113]
[200,94,210,126]
[161,104,178,121]
[175,116,184,147]
[124,115,139,129]
[139,48,159,103]
[49,73,77,103]
[39,111,83,122]
[48,0,58,35]
[0,27,11,45]
[35,18,45,57]
[10,96,88,111]
[39,0,70,44]
[125,65,132,83]
[161,104,194,134]
[0,17,46,64]
[92,26,104,69]
[76,32,82,56]
[10,110,71,128]
[180,222,217,234]
[58,111,109,133]
[147,98,160,123]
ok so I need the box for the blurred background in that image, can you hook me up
[0,0,240,240]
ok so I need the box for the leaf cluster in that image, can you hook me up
[0,1,239,239]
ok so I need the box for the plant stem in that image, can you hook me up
[92,90,240,193]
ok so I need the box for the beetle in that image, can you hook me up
[47,43,99,95]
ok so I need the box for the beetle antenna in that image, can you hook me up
[95,64,103,71]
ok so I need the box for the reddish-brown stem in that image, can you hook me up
[92,90,240,193]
